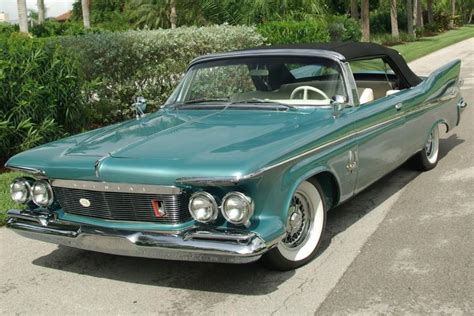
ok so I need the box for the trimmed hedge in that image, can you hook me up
[53,25,265,125]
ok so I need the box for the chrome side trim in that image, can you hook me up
[178,113,405,185]
[5,165,47,176]
[6,209,275,264]
[51,179,182,195]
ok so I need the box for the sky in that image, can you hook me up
[0,0,75,21]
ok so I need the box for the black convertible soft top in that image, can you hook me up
[250,42,422,88]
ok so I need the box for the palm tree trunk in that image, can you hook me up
[416,0,423,28]
[17,0,28,33]
[449,0,456,28]
[170,0,177,29]
[361,0,370,42]
[390,0,399,39]
[82,0,91,28]
[350,0,359,20]
[427,0,433,24]
[406,0,414,36]
[37,0,45,24]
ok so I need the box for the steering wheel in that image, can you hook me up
[290,86,329,100]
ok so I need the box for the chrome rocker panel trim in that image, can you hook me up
[6,209,272,264]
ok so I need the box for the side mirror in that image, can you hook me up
[132,96,147,119]
[331,95,346,118]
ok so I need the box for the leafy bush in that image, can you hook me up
[0,22,18,39]
[369,9,408,34]
[52,25,264,125]
[30,20,105,38]
[0,36,87,162]
[258,20,331,45]
[326,15,362,41]
[258,16,361,45]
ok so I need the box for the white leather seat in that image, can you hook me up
[386,89,400,96]
[359,88,374,104]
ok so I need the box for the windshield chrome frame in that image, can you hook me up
[167,49,357,108]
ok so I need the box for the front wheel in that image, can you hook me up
[413,125,440,171]
[262,180,326,271]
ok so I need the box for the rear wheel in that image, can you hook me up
[413,125,440,171]
[262,180,326,271]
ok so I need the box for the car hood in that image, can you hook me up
[7,107,336,184]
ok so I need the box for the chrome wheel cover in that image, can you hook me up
[425,126,440,164]
[277,181,325,262]
[282,193,312,249]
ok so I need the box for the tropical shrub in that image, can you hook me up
[258,16,361,45]
[257,20,331,45]
[326,15,362,41]
[0,36,88,162]
[0,22,18,39]
[369,9,408,34]
[53,24,264,125]
[30,20,105,38]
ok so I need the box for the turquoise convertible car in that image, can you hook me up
[5,43,467,270]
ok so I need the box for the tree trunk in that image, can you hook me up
[416,0,423,28]
[17,0,28,33]
[449,0,456,28]
[82,0,91,28]
[427,0,433,24]
[350,0,359,20]
[170,0,177,29]
[390,0,399,39]
[361,0,370,42]
[406,0,414,36]
[37,0,45,24]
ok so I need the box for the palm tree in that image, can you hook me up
[390,0,399,39]
[450,0,456,28]
[427,0,434,25]
[350,0,359,20]
[406,0,414,36]
[37,0,45,24]
[361,0,369,42]
[415,0,423,29]
[17,0,29,33]
[128,0,173,29]
[169,0,177,28]
[82,0,91,28]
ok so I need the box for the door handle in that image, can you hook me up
[395,103,403,110]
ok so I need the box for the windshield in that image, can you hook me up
[166,56,347,107]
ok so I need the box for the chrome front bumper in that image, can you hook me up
[6,209,275,264]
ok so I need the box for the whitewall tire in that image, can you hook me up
[262,180,327,270]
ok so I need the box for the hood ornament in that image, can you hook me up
[94,154,109,178]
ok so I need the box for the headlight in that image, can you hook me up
[188,192,218,223]
[31,180,54,207]
[10,178,32,204]
[221,192,254,226]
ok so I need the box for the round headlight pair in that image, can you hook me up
[10,178,54,207]
[188,191,254,226]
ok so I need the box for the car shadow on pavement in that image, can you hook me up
[31,134,464,295]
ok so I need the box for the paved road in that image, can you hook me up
[1,39,473,315]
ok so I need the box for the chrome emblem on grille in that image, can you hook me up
[79,198,91,207]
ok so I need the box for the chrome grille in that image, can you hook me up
[53,186,190,223]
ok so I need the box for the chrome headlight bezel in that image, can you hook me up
[188,191,219,223]
[31,180,54,207]
[221,192,254,226]
[10,177,33,204]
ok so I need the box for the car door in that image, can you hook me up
[351,93,405,193]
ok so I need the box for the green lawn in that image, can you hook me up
[0,172,24,226]
[393,25,474,62]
